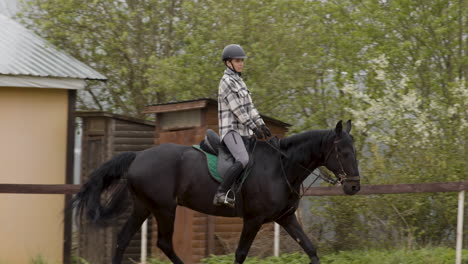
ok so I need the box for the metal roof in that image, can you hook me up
[0,14,106,81]
[0,0,18,17]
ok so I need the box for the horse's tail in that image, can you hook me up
[72,151,137,225]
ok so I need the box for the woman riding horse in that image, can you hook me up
[214,44,272,208]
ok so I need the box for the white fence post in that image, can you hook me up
[456,190,465,264]
[274,223,280,257]
[141,219,148,264]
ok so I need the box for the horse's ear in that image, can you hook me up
[335,120,343,136]
[345,120,352,133]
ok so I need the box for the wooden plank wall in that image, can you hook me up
[77,113,155,264]
[78,125,110,264]
[192,213,208,260]
[114,119,155,264]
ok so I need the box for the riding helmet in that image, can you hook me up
[222,44,247,61]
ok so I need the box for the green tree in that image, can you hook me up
[20,0,187,116]
[307,0,466,250]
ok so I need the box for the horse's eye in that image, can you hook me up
[342,151,353,158]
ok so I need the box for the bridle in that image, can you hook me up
[322,137,361,184]
[262,136,361,221]
[263,135,360,199]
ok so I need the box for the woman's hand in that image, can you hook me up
[252,127,264,139]
[261,125,272,138]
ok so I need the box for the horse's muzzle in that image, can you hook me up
[342,177,361,195]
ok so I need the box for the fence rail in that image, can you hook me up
[0,184,81,194]
[0,181,466,195]
[1,181,466,264]
[304,181,468,196]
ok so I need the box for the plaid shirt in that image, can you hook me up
[218,68,265,140]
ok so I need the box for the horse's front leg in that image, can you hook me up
[276,213,320,264]
[234,217,263,264]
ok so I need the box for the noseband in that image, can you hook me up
[322,138,360,185]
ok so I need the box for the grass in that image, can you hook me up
[30,255,48,264]
[320,247,468,264]
[198,247,468,264]
[26,247,468,264]
[25,255,91,264]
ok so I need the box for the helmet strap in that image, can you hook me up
[225,60,242,76]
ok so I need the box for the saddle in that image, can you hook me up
[195,129,253,183]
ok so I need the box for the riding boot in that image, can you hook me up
[213,161,244,208]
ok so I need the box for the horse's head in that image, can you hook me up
[323,120,361,195]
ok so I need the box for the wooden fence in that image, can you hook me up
[0,184,80,194]
[1,181,466,264]
[1,181,466,195]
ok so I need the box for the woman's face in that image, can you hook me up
[229,58,244,72]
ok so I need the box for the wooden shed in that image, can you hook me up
[0,11,106,264]
[76,111,155,264]
[144,98,290,263]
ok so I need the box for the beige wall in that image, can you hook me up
[0,87,68,264]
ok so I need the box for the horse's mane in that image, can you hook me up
[280,129,334,165]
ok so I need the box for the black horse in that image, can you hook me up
[73,120,360,264]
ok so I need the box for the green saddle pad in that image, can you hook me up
[193,145,222,182]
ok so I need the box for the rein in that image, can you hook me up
[263,139,325,199]
[263,135,358,199]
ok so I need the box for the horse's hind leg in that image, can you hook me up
[276,213,320,264]
[152,204,184,264]
[112,199,150,264]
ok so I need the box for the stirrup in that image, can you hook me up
[213,190,235,208]
[224,189,235,204]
